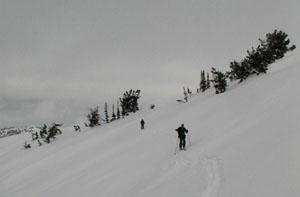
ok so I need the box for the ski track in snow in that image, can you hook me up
[169,154,222,197]
[200,157,221,197]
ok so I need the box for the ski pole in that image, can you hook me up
[187,132,191,146]
[174,137,179,155]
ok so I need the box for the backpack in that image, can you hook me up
[176,127,186,137]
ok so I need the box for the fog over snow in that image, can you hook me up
[1,0,299,127]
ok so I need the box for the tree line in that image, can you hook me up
[187,29,296,97]
[86,89,141,127]
[24,30,295,148]
[24,89,141,148]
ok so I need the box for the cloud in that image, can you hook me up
[0,0,299,127]
[33,101,56,121]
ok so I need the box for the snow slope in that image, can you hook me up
[1,55,300,197]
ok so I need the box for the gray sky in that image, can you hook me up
[1,0,299,127]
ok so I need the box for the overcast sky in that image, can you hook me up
[1,0,299,127]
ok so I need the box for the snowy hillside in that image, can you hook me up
[1,55,300,197]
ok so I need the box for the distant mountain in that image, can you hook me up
[0,126,41,138]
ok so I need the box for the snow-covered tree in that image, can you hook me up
[40,124,48,139]
[206,72,210,89]
[46,123,62,143]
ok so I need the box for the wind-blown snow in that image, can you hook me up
[1,54,300,197]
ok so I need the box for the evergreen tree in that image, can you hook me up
[211,67,227,94]
[262,29,296,63]
[229,30,296,83]
[46,123,62,143]
[119,89,141,115]
[200,70,207,92]
[104,102,109,123]
[87,106,101,127]
[40,124,48,139]
[117,101,121,119]
[246,46,268,74]
[121,106,126,118]
[183,87,188,102]
[187,88,192,97]
[229,60,251,82]
[206,72,210,88]
[111,104,116,121]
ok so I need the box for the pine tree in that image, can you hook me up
[206,72,210,88]
[40,124,48,139]
[104,102,109,123]
[228,30,296,83]
[117,101,121,119]
[211,67,227,94]
[187,88,192,97]
[263,30,296,62]
[246,46,268,74]
[229,60,251,82]
[200,70,207,92]
[119,89,141,115]
[87,106,101,127]
[183,87,188,102]
[111,104,116,121]
[121,106,126,118]
[46,123,62,143]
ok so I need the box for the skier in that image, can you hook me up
[175,124,188,150]
[140,119,145,130]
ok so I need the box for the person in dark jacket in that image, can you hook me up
[140,119,145,130]
[175,124,188,150]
